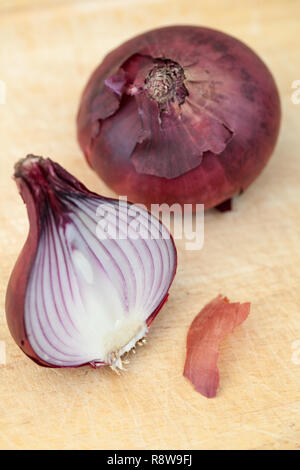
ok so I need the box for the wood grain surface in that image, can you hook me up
[0,0,299,450]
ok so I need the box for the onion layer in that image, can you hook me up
[5,155,177,368]
[77,25,281,210]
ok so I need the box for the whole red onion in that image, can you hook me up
[77,25,280,210]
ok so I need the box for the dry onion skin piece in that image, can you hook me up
[183,295,251,398]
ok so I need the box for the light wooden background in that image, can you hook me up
[0,0,299,450]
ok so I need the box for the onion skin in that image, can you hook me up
[5,174,47,366]
[77,25,281,210]
[183,295,250,398]
[5,156,177,368]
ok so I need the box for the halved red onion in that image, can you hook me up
[183,295,250,398]
[5,155,177,368]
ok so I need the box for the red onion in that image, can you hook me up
[183,295,250,398]
[77,25,281,210]
[5,155,177,368]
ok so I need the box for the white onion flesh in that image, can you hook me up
[24,196,176,367]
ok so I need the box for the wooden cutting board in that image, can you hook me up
[0,0,299,450]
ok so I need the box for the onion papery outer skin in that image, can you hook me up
[5,155,177,368]
[77,25,281,210]
[183,295,250,398]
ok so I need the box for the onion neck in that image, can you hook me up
[14,155,89,224]
[15,155,61,205]
[144,59,188,111]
